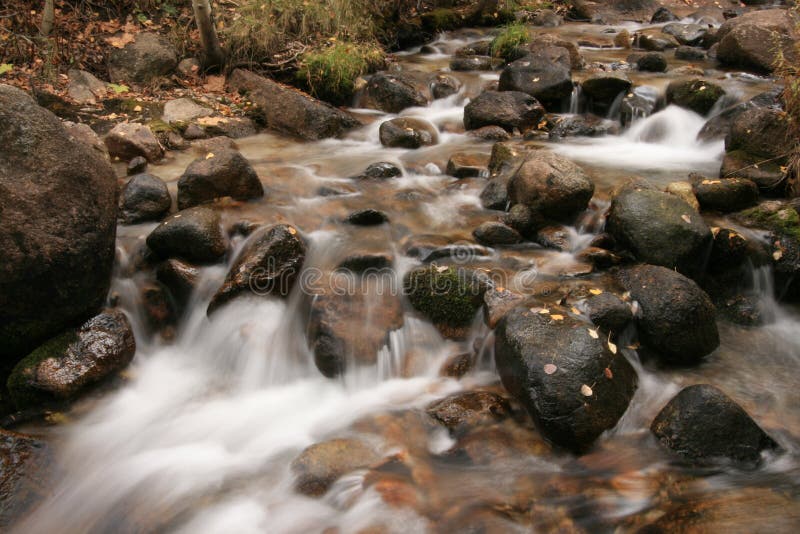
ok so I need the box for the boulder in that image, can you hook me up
[697,88,783,141]
[675,46,706,61]
[430,73,461,100]
[606,188,712,277]
[692,177,759,213]
[637,32,680,51]
[536,225,571,251]
[361,72,427,113]
[615,265,719,365]
[507,151,594,221]
[195,116,258,139]
[119,173,172,224]
[0,84,117,363]
[725,107,792,162]
[156,259,199,312]
[292,438,380,497]
[227,69,359,140]
[344,208,389,226]
[498,52,573,111]
[580,72,631,114]
[549,114,619,139]
[104,122,163,162]
[0,430,51,528]
[446,152,489,179]
[146,206,228,263]
[67,69,106,104]
[426,391,512,435]
[177,149,263,209]
[720,150,785,190]
[586,292,632,333]
[716,8,799,73]
[450,55,495,71]
[636,52,667,72]
[107,32,178,83]
[665,180,699,211]
[651,384,778,466]
[651,6,678,23]
[208,224,305,313]
[666,79,725,115]
[127,156,147,175]
[472,221,522,246]
[6,309,135,410]
[353,161,403,180]
[662,23,708,46]
[532,9,562,27]
[162,98,213,124]
[494,306,638,452]
[378,117,438,148]
[463,90,545,133]
[63,121,108,159]
[619,86,659,126]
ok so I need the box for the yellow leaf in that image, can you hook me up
[589,288,603,295]
[608,339,618,354]
[774,249,783,261]
[550,314,564,321]
[588,328,599,339]
[570,306,580,315]
[580,384,593,397]
[681,214,691,224]
[206,152,215,159]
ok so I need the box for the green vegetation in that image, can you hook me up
[775,7,800,197]
[739,205,800,242]
[404,265,485,328]
[421,9,464,32]
[7,329,78,410]
[490,22,531,61]
[297,41,385,105]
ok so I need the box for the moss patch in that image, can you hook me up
[7,329,77,411]
[490,22,531,61]
[404,265,486,328]
[421,9,464,32]
[738,205,800,242]
[297,41,385,105]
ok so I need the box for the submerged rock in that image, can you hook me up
[463,90,545,133]
[344,208,389,226]
[494,306,637,452]
[666,79,725,115]
[353,161,403,180]
[426,391,512,435]
[119,173,171,224]
[291,438,380,497]
[378,117,438,148]
[146,206,228,264]
[0,430,51,528]
[473,221,522,246]
[549,114,619,139]
[177,148,264,209]
[446,152,489,179]
[7,309,135,410]
[651,384,778,466]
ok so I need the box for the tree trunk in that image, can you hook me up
[40,0,55,36]
[192,0,226,69]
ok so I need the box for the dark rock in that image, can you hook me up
[532,9,562,28]
[576,246,622,269]
[156,259,199,312]
[446,152,489,179]
[507,151,594,221]
[615,265,719,365]
[0,84,117,364]
[606,188,712,277]
[105,122,163,162]
[378,117,438,148]
[0,430,50,528]
[467,125,511,141]
[463,90,545,133]
[586,292,632,333]
[427,391,512,435]
[354,161,403,180]
[483,286,526,328]
[439,352,475,378]
[177,149,263,209]
[480,179,509,210]
[651,384,778,466]
[344,209,389,226]
[140,282,177,334]
[498,52,573,111]
[292,438,380,497]
[197,116,258,139]
[7,309,135,409]
[666,79,725,115]
[726,107,792,162]
[662,23,708,46]
[581,73,632,114]
[693,177,759,213]
[503,203,546,238]
[636,52,667,72]
[430,73,461,99]
[620,86,659,126]
[450,55,494,71]
[707,227,750,274]
[127,156,147,175]
[455,42,492,57]
[697,88,783,142]
[716,9,798,73]
[549,114,619,139]
[675,46,706,61]
[227,69,359,140]
[473,221,522,246]
[107,32,177,83]
[146,206,228,263]
[361,72,427,113]
[404,265,487,339]
[536,225,571,251]
[720,150,785,190]
[494,306,638,452]
[119,173,171,224]
[651,7,678,23]
[337,253,392,272]
[637,32,680,52]
[208,224,305,313]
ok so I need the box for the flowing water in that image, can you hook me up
[12,21,800,533]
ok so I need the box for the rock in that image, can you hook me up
[606,188,712,277]
[581,72,632,114]
[354,161,403,180]
[507,151,594,221]
[104,122,163,162]
[651,7,678,23]
[662,23,708,46]
[651,384,778,466]
[336,253,392,272]
[67,69,106,104]
[480,179,509,210]
[637,32,680,52]
[693,177,759,213]
[636,52,667,72]
[208,224,305,313]
[177,149,263,209]
[430,73,461,100]
[665,79,725,115]
[665,181,699,211]
[536,225,571,251]
[127,156,147,175]
[427,391,512,435]
[576,247,622,269]
[107,32,178,83]
[450,55,494,71]
[344,208,389,226]
[292,438,380,497]
[707,227,751,276]
[473,221,522,246]
[378,117,438,148]
[549,114,619,139]
[162,98,213,124]
[467,125,511,141]
[404,265,487,339]
[503,203,546,238]
[697,88,783,141]
[498,52,573,111]
[586,292,632,333]
[675,46,706,61]
[532,9,562,27]
[726,107,792,162]
[463,90,545,133]
[494,306,638,452]
[620,86,659,126]
[146,206,227,263]
[177,57,200,77]
[439,352,475,378]
[720,150,784,190]
[308,287,403,377]
[716,8,799,73]
[156,259,199,312]
[482,286,526,328]
[7,309,135,409]
[530,37,583,70]
[614,29,632,49]
[227,69,359,140]
[0,430,50,527]
[0,84,117,364]
[119,173,171,224]
[446,152,489,179]
[62,121,108,159]
[361,72,427,113]
[615,265,719,365]
[191,135,237,153]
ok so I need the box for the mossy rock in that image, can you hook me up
[404,265,488,338]
[421,9,464,32]
[736,205,800,242]
[7,330,78,411]
[666,79,725,115]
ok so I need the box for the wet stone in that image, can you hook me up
[426,391,512,436]
[344,209,389,226]
[446,152,489,179]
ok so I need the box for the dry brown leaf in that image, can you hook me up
[544,363,557,375]
[203,75,225,92]
[589,288,603,295]
[604,367,613,379]
[550,314,564,321]
[681,214,691,224]
[580,384,593,397]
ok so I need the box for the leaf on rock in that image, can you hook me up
[580,384,593,397]
[544,363,557,375]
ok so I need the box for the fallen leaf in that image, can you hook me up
[105,32,135,49]
[436,265,449,273]
[205,152,215,159]
[774,249,783,261]
[570,306,580,315]
[581,384,593,397]
[550,314,564,321]
[589,288,603,295]
[133,105,142,112]
[681,214,691,224]
[588,328,599,339]
[604,367,613,379]
[288,226,297,235]
[544,363,557,375]
[203,75,225,92]
[608,339,618,354]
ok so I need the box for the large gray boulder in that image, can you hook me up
[107,32,178,83]
[716,9,799,73]
[0,84,117,364]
